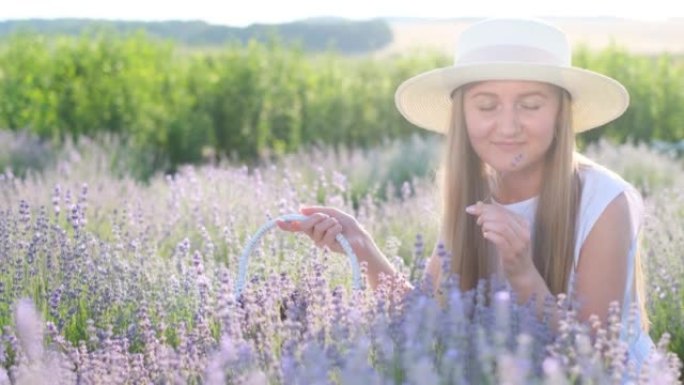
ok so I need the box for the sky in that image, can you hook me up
[1,0,683,27]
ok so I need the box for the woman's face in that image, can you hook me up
[463,80,562,174]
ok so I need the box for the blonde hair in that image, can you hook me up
[438,87,578,294]
[635,245,650,331]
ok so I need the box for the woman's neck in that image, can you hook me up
[492,166,544,204]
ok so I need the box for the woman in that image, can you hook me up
[277,17,653,368]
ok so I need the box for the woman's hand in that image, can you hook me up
[277,205,411,294]
[465,201,537,285]
[276,206,370,257]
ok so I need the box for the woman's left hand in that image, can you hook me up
[465,201,537,284]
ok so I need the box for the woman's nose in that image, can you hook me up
[496,106,522,136]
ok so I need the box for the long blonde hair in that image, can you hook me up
[439,87,579,295]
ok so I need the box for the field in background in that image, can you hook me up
[378,18,684,56]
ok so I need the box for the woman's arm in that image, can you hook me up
[573,192,632,324]
[356,232,415,294]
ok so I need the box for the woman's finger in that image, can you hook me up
[321,223,344,248]
[300,205,340,215]
[298,213,329,235]
[477,204,528,239]
[276,220,300,231]
[312,217,338,244]
[477,209,506,228]
[300,206,352,224]
[465,201,485,216]
[482,229,509,249]
[474,205,531,253]
[481,222,514,249]
[507,216,531,246]
[484,215,525,243]
[510,212,529,229]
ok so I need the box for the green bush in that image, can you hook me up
[0,32,682,178]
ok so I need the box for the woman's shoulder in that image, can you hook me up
[574,154,644,238]
[572,154,645,264]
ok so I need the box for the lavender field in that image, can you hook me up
[0,134,682,384]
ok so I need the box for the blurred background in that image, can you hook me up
[1,1,683,181]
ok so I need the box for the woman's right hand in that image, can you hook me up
[276,206,370,257]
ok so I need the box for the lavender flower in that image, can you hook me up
[0,136,680,384]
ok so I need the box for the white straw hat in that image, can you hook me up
[394,18,629,134]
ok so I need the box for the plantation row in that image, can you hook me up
[0,32,683,176]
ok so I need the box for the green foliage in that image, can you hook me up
[573,44,684,146]
[0,32,683,179]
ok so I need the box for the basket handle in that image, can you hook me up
[235,214,363,296]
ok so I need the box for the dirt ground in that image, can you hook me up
[377,18,684,57]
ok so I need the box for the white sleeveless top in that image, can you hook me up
[493,160,654,369]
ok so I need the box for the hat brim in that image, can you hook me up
[394,62,629,133]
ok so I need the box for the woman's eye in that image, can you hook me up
[520,103,541,110]
[478,104,497,111]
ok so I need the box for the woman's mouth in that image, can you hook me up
[492,141,525,150]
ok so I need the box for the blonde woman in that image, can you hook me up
[277,18,653,368]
